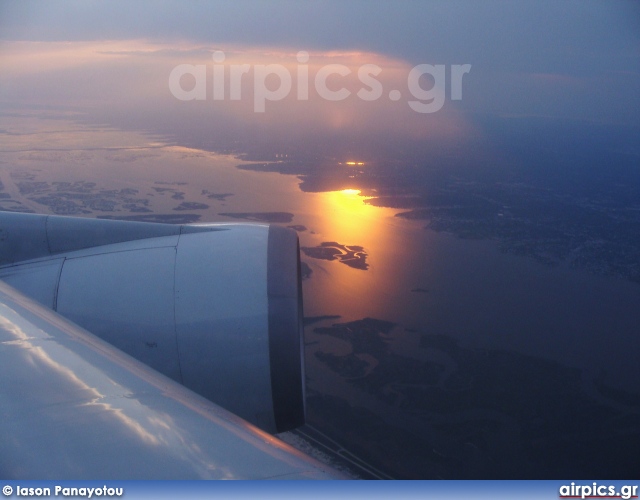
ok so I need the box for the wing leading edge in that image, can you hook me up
[0,280,344,479]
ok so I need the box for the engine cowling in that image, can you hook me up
[0,213,305,433]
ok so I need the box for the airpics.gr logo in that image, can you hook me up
[169,51,471,113]
[559,482,639,500]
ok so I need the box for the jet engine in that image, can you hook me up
[0,212,305,433]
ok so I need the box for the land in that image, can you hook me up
[303,315,342,327]
[173,201,210,211]
[6,173,152,215]
[301,242,369,270]
[308,317,640,478]
[237,146,640,284]
[0,172,212,224]
[300,261,313,280]
[153,187,185,200]
[98,214,201,224]
[0,147,253,227]
[389,179,640,283]
[218,212,295,223]
[201,190,234,201]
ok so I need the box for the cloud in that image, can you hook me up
[1,40,478,157]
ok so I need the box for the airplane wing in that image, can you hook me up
[0,211,345,479]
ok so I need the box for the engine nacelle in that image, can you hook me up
[0,213,305,433]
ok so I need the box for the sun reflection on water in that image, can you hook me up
[340,188,361,196]
[309,188,398,254]
[302,186,413,323]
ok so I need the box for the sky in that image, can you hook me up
[0,0,639,157]
[1,1,638,65]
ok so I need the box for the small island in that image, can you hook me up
[173,201,210,211]
[218,211,294,223]
[301,241,369,270]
